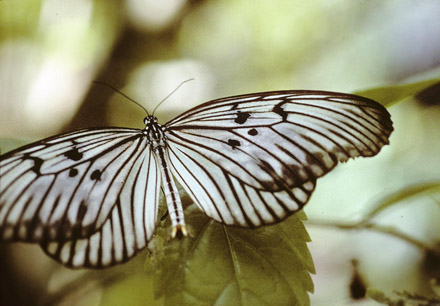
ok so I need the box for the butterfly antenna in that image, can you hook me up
[93,81,150,115]
[151,78,194,116]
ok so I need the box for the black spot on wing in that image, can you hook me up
[90,169,102,180]
[234,111,250,124]
[26,155,44,175]
[69,168,78,177]
[231,103,239,110]
[272,102,288,121]
[64,148,83,161]
[227,139,241,149]
[248,128,258,136]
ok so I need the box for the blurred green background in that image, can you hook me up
[0,0,440,305]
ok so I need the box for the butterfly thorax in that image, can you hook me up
[143,115,166,150]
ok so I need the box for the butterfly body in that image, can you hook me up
[0,90,393,268]
[144,115,188,238]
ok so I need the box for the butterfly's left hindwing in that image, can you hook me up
[166,141,316,227]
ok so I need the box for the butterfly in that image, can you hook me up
[0,89,393,268]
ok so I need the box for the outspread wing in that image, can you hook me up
[40,137,160,268]
[165,90,392,190]
[164,90,392,226]
[0,89,394,266]
[0,128,160,247]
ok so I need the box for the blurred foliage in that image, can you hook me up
[0,1,42,40]
[308,181,440,261]
[0,138,30,155]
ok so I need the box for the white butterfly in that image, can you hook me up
[0,90,393,268]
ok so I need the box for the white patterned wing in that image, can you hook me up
[40,146,161,268]
[165,91,393,190]
[166,142,315,227]
[164,90,392,226]
[0,128,158,247]
[41,146,160,268]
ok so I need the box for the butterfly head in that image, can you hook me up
[144,115,159,126]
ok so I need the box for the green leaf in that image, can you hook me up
[149,205,314,306]
[355,77,440,106]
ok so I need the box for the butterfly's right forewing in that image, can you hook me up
[0,128,157,246]
[40,142,161,268]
